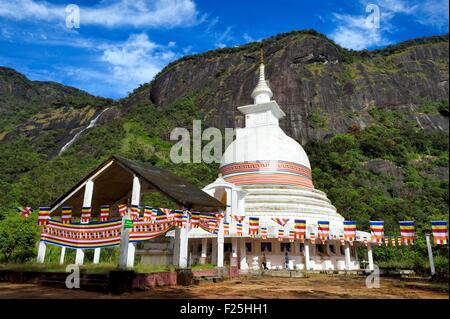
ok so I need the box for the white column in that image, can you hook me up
[217,216,224,268]
[211,238,218,265]
[76,179,94,266]
[118,214,130,270]
[200,238,208,264]
[239,238,248,270]
[93,248,101,264]
[75,249,85,265]
[425,233,436,276]
[126,243,136,268]
[231,238,238,258]
[59,246,66,265]
[304,240,311,271]
[174,218,189,268]
[37,241,46,263]
[367,244,374,271]
[293,241,299,254]
[344,243,351,270]
[126,175,141,268]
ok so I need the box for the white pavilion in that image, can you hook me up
[145,57,369,272]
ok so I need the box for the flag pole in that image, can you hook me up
[424,230,435,276]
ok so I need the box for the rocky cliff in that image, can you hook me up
[124,31,449,144]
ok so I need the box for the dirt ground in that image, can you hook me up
[0,275,447,299]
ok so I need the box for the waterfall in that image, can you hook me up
[58,108,109,155]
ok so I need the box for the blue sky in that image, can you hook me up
[0,0,448,99]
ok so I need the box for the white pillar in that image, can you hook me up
[174,219,189,268]
[217,217,224,268]
[126,243,136,268]
[304,240,311,271]
[367,244,374,271]
[131,175,141,207]
[93,248,101,264]
[211,238,218,265]
[125,175,140,268]
[37,241,46,263]
[76,179,94,266]
[231,238,238,258]
[118,215,130,270]
[200,238,208,264]
[59,246,66,265]
[344,243,351,270]
[425,233,436,275]
[75,249,85,265]
[293,241,299,254]
[239,238,248,270]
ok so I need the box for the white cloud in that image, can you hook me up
[0,0,201,28]
[413,0,449,31]
[214,26,233,48]
[330,11,391,50]
[329,0,449,50]
[99,33,177,93]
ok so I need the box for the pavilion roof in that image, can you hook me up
[50,155,225,217]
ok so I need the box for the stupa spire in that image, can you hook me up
[251,48,273,104]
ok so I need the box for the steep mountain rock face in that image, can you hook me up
[0,67,114,156]
[125,32,449,144]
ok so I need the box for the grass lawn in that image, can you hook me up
[0,262,216,274]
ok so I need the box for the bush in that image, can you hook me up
[0,214,39,263]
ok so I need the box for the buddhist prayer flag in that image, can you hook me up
[370,221,384,245]
[272,218,289,227]
[289,230,295,243]
[190,212,200,228]
[399,221,415,245]
[215,212,224,221]
[432,221,448,245]
[207,220,217,233]
[397,237,402,246]
[17,206,32,218]
[118,204,127,217]
[236,223,243,236]
[223,221,229,235]
[182,211,189,227]
[309,233,316,244]
[343,221,357,243]
[249,217,259,237]
[61,206,73,224]
[143,206,153,222]
[277,229,284,241]
[232,215,245,223]
[363,237,368,247]
[130,205,140,220]
[260,227,267,239]
[81,207,91,223]
[160,208,173,222]
[318,221,330,242]
[99,205,109,222]
[173,210,184,228]
[389,237,395,246]
[38,207,51,226]
[294,219,306,240]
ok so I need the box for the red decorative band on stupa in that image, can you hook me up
[220,161,314,188]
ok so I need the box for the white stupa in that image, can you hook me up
[205,53,344,231]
